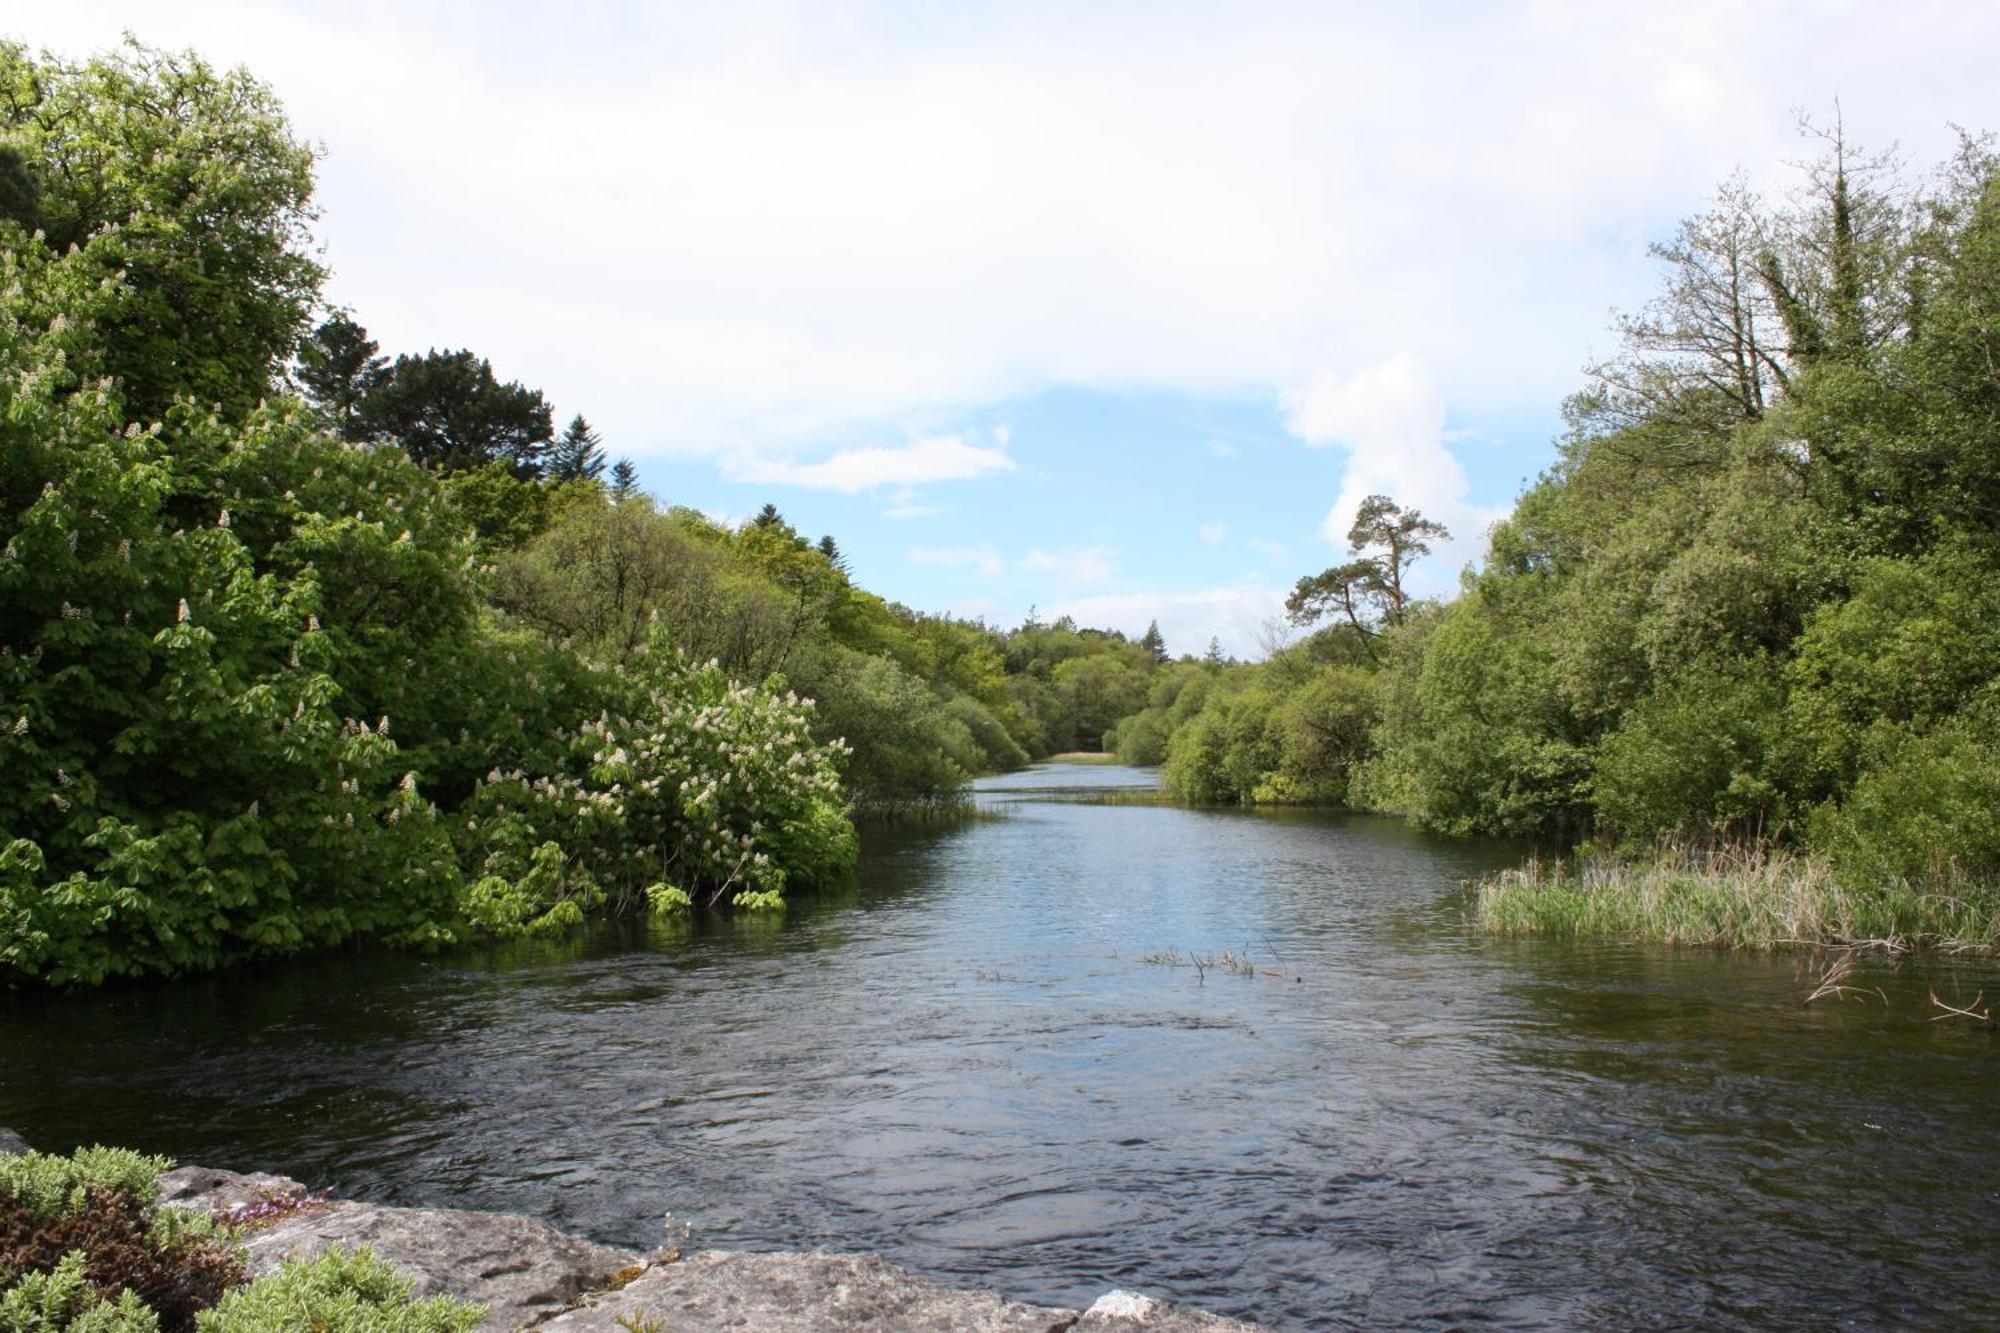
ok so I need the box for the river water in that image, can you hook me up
[3,764,1996,1329]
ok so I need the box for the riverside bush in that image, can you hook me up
[0,1149,241,1333]
[0,1148,481,1333]
[193,1248,482,1333]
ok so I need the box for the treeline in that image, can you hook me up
[0,39,1169,985]
[1122,124,2000,904]
[290,313,1178,811]
[0,41,846,985]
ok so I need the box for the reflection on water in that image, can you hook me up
[3,765,1996,1330]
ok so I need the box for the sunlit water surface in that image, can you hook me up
[4,764,1996,1329]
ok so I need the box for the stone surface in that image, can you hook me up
[0,1126,30,1156]
[133,1163,1262,1331]
[160,1167,641,1332]
[158,1164,308,1213]
[537,1249,1259,1333]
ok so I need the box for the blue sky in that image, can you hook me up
[17,0,2000,655]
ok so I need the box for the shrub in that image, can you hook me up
[194,1248,482,1333]
[0,1251,160,1332]
[0,1149,241,1333]
[1809,712,2000,892]
[1593,659,1790,842]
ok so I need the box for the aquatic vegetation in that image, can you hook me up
[1474,846,2000,953]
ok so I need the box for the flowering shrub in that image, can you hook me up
[456,639,855,914]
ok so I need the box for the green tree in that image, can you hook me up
[0,39,322,422]
[1287,495,1449,651]
[296,314,387,441]
[610,457,639,499]
[547,413,607,482]
[1139,619,1168,663]
[365,349,554,477]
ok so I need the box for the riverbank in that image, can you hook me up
[1474,845,2000,953]
[0,1129,1252,1332]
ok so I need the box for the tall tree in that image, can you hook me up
[365,349,554,477]
[297,315,387,441]
[1288,495,1449,647]
[0,39,323,422]
[610,457,639,499]
[1139,619,1168,663]
[547,414,607,482]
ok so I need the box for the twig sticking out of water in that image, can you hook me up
[1141,947,1293,984]
[1928,991,1994,1026]
[1804,949,1886,1006]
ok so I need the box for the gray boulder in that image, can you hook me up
[0,1126,29,1156]
[159,1167,641,1332]
[537,1249,1258,1333]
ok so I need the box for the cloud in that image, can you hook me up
[1198,522,1227,547]
[1018,546,1116,587]
[1285,353,1507,592]
[908,543,1004,578]
[726,431,1014,493]
[33,2,2000,468]
[1247,537,1291,563]
[1046,585,1286,661]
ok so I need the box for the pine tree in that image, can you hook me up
[297,315,387,441]
[548,414,607,482]
[610,457,639,499]
[1139,619,1168,664]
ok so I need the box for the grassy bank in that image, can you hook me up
[1474,846,2000,954]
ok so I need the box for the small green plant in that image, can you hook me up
[193,1248,483,1333]
[0,1150,242,1333]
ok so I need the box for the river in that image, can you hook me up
[2,764,1996,1329]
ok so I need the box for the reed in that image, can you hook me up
[1474,844,2000,954]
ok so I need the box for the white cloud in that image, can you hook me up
[28,2,2000,467]
[1247,537,1291,564]
[1285,353,1507,592]
[1198,522,1228,547]
[1018,546,1116,587]
[1047,585,1285,662]
[908,543,1004,578]
[726,431,1013,493]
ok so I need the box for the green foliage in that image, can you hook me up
[0,1252,160,1333]
[0,1149,241,1333]
[362,349,554,478]
[0,40,321,423]
[546,415,607,484]
[1593,660,1791,843]
[194,1248,482,1333]
[1809,712,2000,892]
[1785,541,2000,794]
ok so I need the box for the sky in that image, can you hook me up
[13,1,2000,657]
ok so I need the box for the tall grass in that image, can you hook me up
[1475,845,2000,953]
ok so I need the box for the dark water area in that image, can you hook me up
[3,763,1997,1330]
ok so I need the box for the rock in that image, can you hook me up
[1074,1288,1256,1330]
[0,1126,29,1156]
[158,1164,309,1214]
[148,1164,1260,1331]
[537,1250,1069,1332]
[536,1250,1261,1333]
[158,1168,639,1331]
[232,1200,642,1331]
